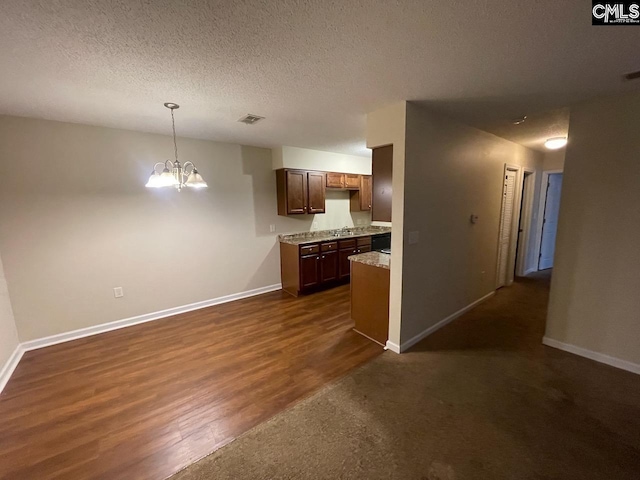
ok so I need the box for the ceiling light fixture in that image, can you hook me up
[544,137,567,150]
[512,115,527,125]
[145,103,208,191]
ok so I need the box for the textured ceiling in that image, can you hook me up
[0,1,639,156]
[483,108,571,153]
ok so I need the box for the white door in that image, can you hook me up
[539,173,563,270]
[497,169,517,288]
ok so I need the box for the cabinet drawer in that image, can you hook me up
[321,241,338,252]
[300,244,320,256]
[338,238,356,249]
[357,236,372,247]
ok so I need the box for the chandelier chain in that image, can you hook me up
[171,108,179,163]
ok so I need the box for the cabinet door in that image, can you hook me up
[300,254,320,288]
[286,170,307,214]
[357,245,372,254]
[339,248,357,279]
[372,146,393,222]
[326,172,345,188]
[345,174,360,189]
[360,175,372,211]
[307,171,326,214]
[320,250,339,282]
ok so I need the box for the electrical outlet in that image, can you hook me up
[408,231,420,245]
[113,287,124,298]
[312,221,318,230]
[269,224,276,233]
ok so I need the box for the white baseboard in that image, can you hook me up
[0,344,25,394]
[542,337,640,375]
[21,283,282,352]
[398,291,496,353]
[384,340,401,353]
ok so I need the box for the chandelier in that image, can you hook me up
[145,103,208,191]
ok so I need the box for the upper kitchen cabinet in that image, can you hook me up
[326,172,345,188]
[345,174,361,189]
[276,169,326,216]
[372,145,393,222]
[349,175,372,212]
[307,171,326,214]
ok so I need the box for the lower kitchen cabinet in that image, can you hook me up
[280,236,373,296]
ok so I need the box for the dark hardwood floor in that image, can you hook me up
[0,284,383,480]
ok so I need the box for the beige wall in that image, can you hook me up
[545,93,640,368]
[400,102,542,344]
[366,102,407,349]
[272,146,371,174]
[0,115,314,341]
[0,252,19,371]
[543,149,565,171]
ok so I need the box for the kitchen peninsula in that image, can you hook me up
[278,226,391,297]
[349,251,391,346]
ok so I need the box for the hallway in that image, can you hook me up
[175,272,640,479]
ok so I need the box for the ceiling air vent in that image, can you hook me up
[623,70,640,81]
[238,114,265,125]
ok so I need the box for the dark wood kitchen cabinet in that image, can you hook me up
[280,240,342,296]
[326,172,345,188]
[372,145,393,222]
[349,175,372,212]
[320,246,339,282]
[276,169,326,216]
[338,236,371,279]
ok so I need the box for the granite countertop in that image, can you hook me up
[348,251,391,270]
[278,226,391,245]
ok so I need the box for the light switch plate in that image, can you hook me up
[408,231,419,245]
[113,287,124,298]
[269,224,276,233]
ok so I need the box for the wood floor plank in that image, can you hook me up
[0,285,382,480]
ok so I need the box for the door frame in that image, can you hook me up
[533,169,563,271]
[515,168,537,276]
[495,164,523,289]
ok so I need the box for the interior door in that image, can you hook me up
[286,170,307,214]
[539,173,563,270]
[307,172,326,214]
[497,169,517,288]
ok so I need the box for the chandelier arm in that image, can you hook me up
[182,162,195,176]
[153,162,166,173]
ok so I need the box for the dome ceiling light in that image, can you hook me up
[544,137,567,150]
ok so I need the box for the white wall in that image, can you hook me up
[543,149,565,171]
[366,102,407,349]
[545,93,640,369]
[399,102,542,344]
[272,146,371,174]
[0,115,312,342]
[0,252,19,374]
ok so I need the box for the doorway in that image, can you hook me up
[515,170,535,276]
[538,172,563,270]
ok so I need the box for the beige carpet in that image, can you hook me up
[171,273,640,480]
